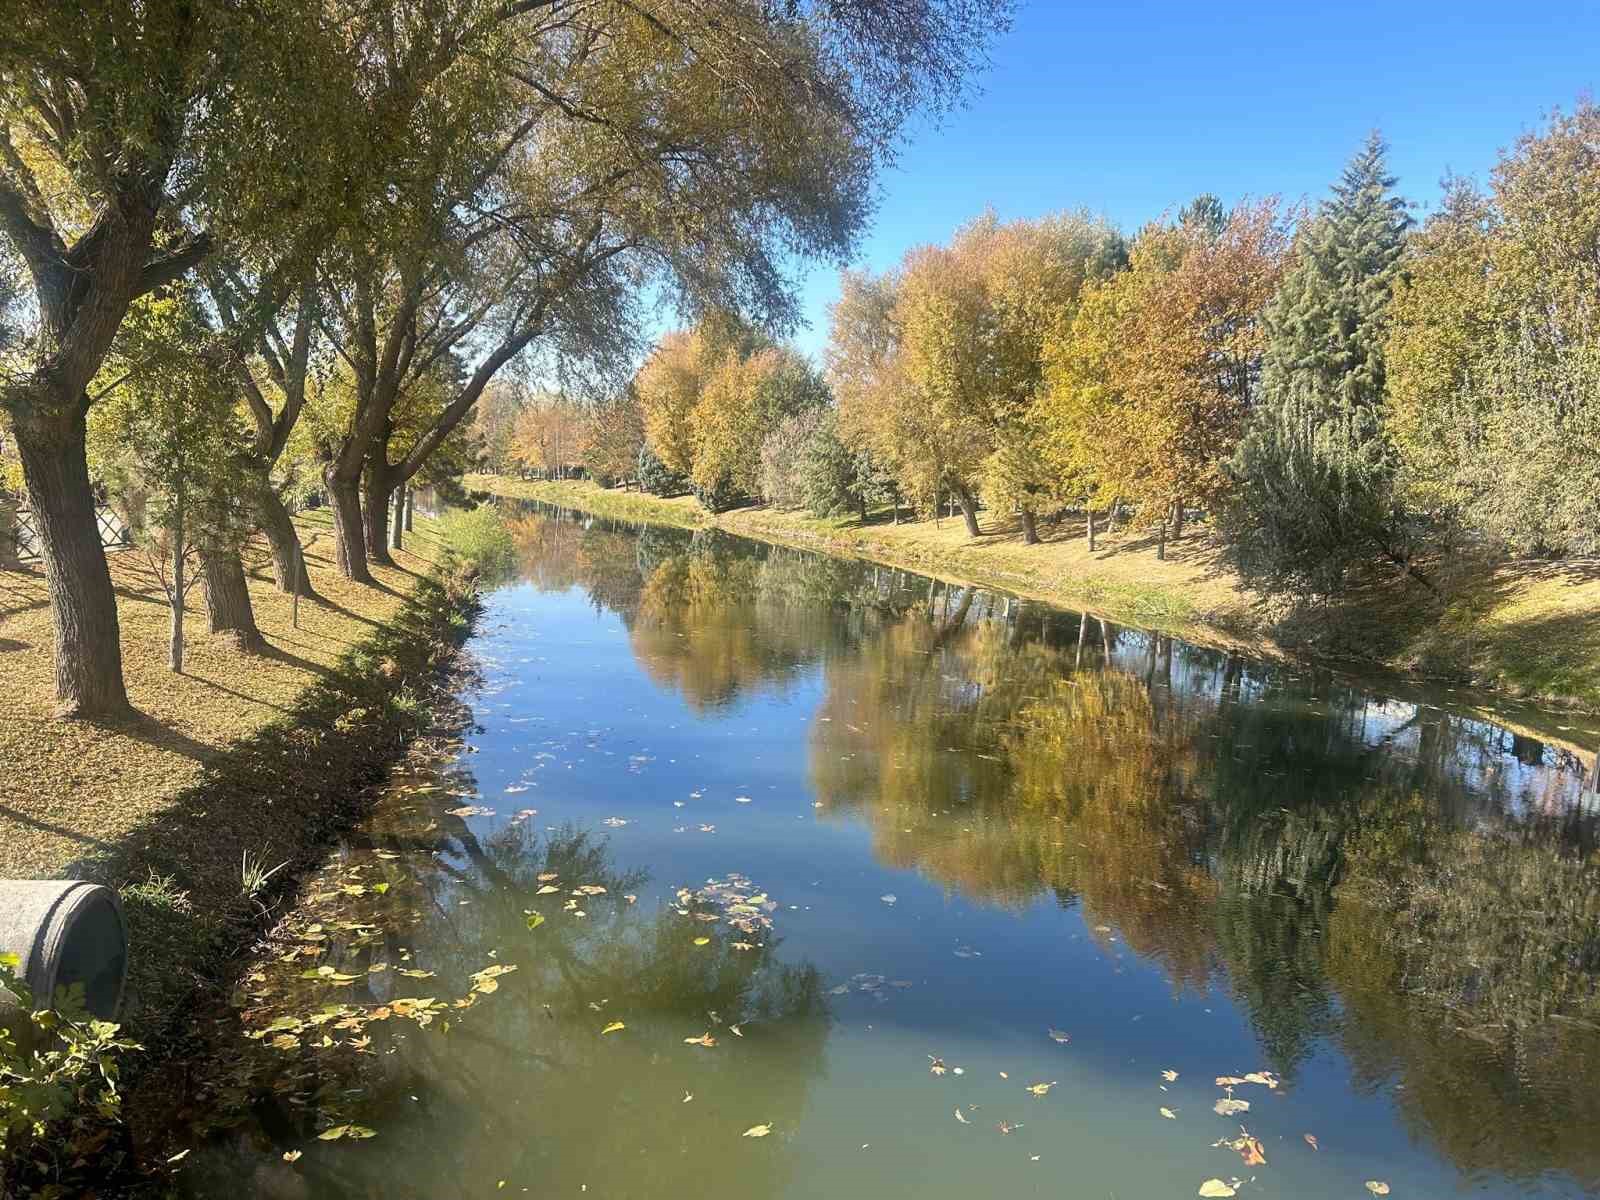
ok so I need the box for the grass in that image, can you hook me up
[472,474,1600,713]
[0,510,479,1039]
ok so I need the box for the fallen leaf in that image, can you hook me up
[1198,1181,1236,1198]
[684,1033,717,1047]
[525,912,546,930]
[693,937,711,946]
[1239,1135,1267,1166]
[601,1022,625,1035]
[1025,1081,1057,1097]
[1365,1185,1390,1197]
[729,1024,744,1037]
[1162,1069,1179,1082]
[682,1092,693,1103]
[742,1124,772,1138]
[954,1108,969,1124]
[880,894,897,905]
[536,885,560,895]
[1160,1107,1177,1120]
[1047,1028,1071,1044]
[735,796,753,804]
[1303,1133,1319,1151]
[996,1121,1022,1135]
[1213,1098,1250,1117]
[928,1056,948,1076]
[282,1150,303,1163]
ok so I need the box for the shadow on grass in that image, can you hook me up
[67,569,478,1047]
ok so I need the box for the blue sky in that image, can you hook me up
[785,0,1600,358]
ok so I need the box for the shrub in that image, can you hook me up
[435,504,516,582]
[637,444,685,497]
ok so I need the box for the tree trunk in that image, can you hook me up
[1086,508,1096,552]
[1020,508,1040,545]
[1157,519,1167,561]
[0,490,18,569]
[952,483,981,539]
[404,490,414,532]
[170,518,185,674]
[252,475,319,599]
[201,544,266,652]
[1172,498,1185,541]
[362,467,395,568]
[858,493,868,523]
[390,487,405,551]
[11,407,131,718]
[325,467,372,584]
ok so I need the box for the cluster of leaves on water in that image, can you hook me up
[0,953,142,1198]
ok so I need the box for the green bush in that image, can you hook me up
[0,953,141,1194]
[436,504,517,582]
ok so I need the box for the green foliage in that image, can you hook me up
[691,474,741,515]
[436,505,517,583]
[1222,134,1414,595]
[0,954,141,1195]
[759,409,823,510]
[637,444,686,498]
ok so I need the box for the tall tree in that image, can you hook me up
[1222,135,1414,595]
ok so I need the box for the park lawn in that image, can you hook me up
[471,474,1600,713]
[0,508,450,882]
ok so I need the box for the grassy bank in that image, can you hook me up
[0,511,481,1037]
[472,474,1600,712]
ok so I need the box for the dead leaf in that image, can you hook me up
[1365,1185,1390,1197]
[601,1021,625,1035]
[1239,1135,1266,1166]
[1047,1028,1071,1044]
[954,1108,969,1124]
[1213,1098,1250,1117]
[693,936,711,946]
[1160,1107,1177,1120]
[928,1056,948,1076]
[1303,1133,1319,1152]
[282,1150,303,1163]
[1162,1069,1179,1082]
[684,1032,717,1047]
[1025,1081,1057,1097]
[742,1124,772,1138]
[1198,1181,1237,1198]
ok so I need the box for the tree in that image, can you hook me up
[93,293,257,671]
[759,409,824,511]
[637,443,685,498]
[0,0,337,714]
[1222,135,1414,596]
[691,345,825,508]
[1042,199,1288,538]
[472,380,529,477]
[511,395,588,480]
[1388,106,1600,555]
[582,389,645,488]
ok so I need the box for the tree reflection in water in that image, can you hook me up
[500,503,1600,1189]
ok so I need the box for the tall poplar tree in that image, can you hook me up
[1223,134,1415,596]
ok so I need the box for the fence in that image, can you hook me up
[1,498,132,565]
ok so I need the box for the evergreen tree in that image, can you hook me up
[1223,134,1417,596]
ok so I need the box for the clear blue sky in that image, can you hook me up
[787,0,1600,359]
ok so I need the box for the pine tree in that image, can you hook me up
[1223,133,1417,596]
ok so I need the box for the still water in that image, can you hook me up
[188,506,1600,1199]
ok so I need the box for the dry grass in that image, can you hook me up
[472,474,1600,711]
[0,509,449,880]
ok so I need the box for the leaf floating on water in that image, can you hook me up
[601,1022,625,1035]
[996,1121,1023,1135]
[536,885,560,895]
[684,1033,717,1047]
[1215,1076,1247,1087]
[624,894,638,904]
[952,945,982,959]
[526,912,546,930]
[537,873,559,883]
[1365,1184,1390,1196]
[954,1108,970,1124]
[446,806,495,818]
[682,1092,694,1104]
[1198,1181,1236,1198]
[1162,1069,1179,1082]
[602,817,628,827]
[1025,1081,1057,1097]
[729,1024,744,1037]
[1160,1107,1177,1120]
[880,894,897,905]
[1213,1098,1250,1116]
[735,796,753,804]
[372,882,390,895]
[742,1124,772,1138]
[693,937,711,946]
[928,1056,949,1076]
[282,1150,303,1163]
[1303,1133,1319,1151]
[397,968,435,979]
[317,1125,376,1142]
[1242,1071,1279,1089]
[1047,1028,1071,1044]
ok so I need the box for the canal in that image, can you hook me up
[179,504,1600,1199]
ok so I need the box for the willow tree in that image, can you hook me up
[0,0,367,715]
[313,0,1015,581]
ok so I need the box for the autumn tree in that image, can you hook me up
[511,395,588,480]
[1388,105,1600,555]
[1043,198,1289,539]
[638,329,713,478]
[582,388,646,487]
[1223,135,1414,595]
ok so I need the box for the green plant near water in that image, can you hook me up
[0,952,141,1194]
[437,504,518,581]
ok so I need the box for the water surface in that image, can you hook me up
[188,506,1600,1200]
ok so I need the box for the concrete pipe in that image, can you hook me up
[0,881,128,1023]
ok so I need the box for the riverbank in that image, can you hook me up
[0,511,480,1039]
[471,474,1600,712]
